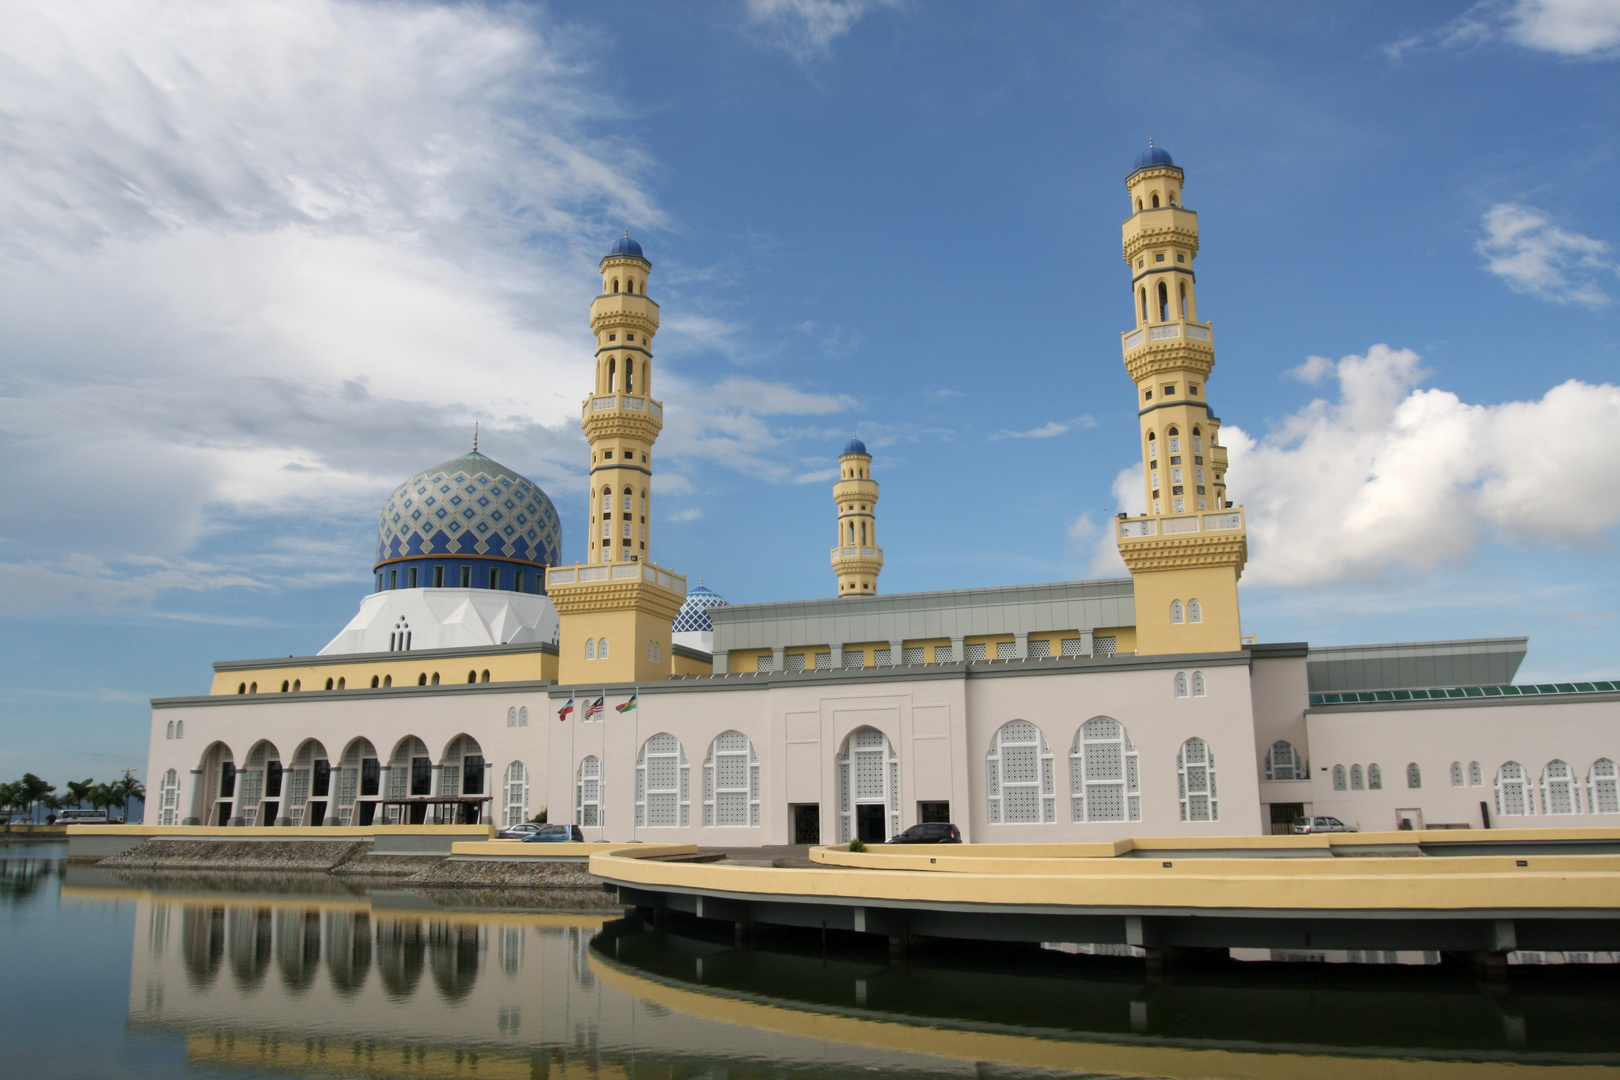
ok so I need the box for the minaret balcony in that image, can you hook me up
[581,394,664,423]
[548,560,687,595]
[1117,506,1244,542]
[831,545,883,560]
[1122,320,1212,353]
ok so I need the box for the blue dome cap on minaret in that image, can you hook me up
[605,231,646,260]
[1130,143,1177,175]
[842,437,868,456]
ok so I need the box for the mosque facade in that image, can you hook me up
[144,149,1620,843]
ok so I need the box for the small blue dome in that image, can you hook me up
[1131,144,1176,174]
[606,232,645,260]
[842,437,868,457]
[672,584,728,633]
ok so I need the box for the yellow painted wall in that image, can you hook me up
[670,649,713,676]
[209,649,556,696]
[1130,567,1242,655]
[558,605,673,686]
[1094,625,1137,654]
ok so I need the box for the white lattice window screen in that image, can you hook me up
[965,642,987,662]
[1177,737,1218,822]
[704,731,757,827]
[505,761,528,827]
[239,745,265,824]
[1070,717,1139,822]
[1368,764,1382,790]
[987,721,1054,824]
[903,646,925,664]
[1060,638,1085,656]
[1265,741,1299,781]
[844,650,865,668]
[785,653,806,672]
[1349,765,1364,790]
[1591,760,1619,814]
[1469,761,1483,786]
[1170,601,1184,624]
[637,734,689,828]
[577,756,602,827]
[995,641,1016,659]
[874,649,892,666]
[519,707,528,727]
[838,727,897,841]
[159,769,179,825]
[1332,765,1346,790]
[1450,761,1465,787]
[1188,599,1202,623]
[1192,671,1205,696]
[815,652,832,670]
[1495,761,1533,817]
[1093,636,1117,656]
[1028,639,1051,658]
[1542,760,1579,815]
[934,644,955,662]
[1174,672,1188,698]
[508,707,517,728]
[756,654,774,672]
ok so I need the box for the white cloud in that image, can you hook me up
[666,508,703,522]
[924,387,966,401]
[743,0,895,61]
[990,416,1095,441]
[1385,0,1620,59]
[1477,203,1615,308]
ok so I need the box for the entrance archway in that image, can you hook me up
[837,727,898,844]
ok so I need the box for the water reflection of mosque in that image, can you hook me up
[110,882,1620,1079]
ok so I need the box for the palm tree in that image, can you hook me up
[65,779,95,810]
[19,774,54,823]
[111,771,145,823]
[41,793,65,824]
[0,781,21,824]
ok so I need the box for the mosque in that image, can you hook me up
[144,148,1620,844]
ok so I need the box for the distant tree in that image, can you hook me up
[111,771,145,822]
[41,793,65,823]
[19,774,55,821]
[66,779,95,810]
[88,783,116,818]
[0,781,21,823]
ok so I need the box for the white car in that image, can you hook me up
[497,822,546,839]
[1294,815,1356,834]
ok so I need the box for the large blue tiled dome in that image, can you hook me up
[1131,144,1176,174]
[375,451,561,575]
[605,232,645,260]
[672,583,729,633]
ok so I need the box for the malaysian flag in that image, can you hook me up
[557,697,574,722]
[583,695,605,720]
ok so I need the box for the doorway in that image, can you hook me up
[856,804,887,843]
[1396,808,1424,831]
[306,800,326,826]
[408,802,427,825]
[1269,802,1304,836]
[357,801,376,826]
[791,804,820,845]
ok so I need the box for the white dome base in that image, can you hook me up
[672,630,713,655]
[320,589,559,655]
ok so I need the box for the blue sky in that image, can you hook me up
[2,0,1619,785]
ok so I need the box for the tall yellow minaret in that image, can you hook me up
[548,233,688,684]
[830,438,882,596]
[1113,145,1248,655]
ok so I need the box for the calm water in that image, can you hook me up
[6,840,1620,1079]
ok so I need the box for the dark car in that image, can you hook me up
[884,822,962,844]
[521,824,585,843]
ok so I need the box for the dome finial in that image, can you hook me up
[473,421,478,453]
[1148,137,1153,147]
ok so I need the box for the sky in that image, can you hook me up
[2,0,1619,786]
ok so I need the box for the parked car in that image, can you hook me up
[521,824,585,843]
[884,822,962,844]
[1294,816,1356,834]
[497,822,545,839]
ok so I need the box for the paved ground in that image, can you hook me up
[696,844,811,866]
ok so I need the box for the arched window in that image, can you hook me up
[371,675,380,688]
[1168,191,1177,205]
[326,677,335,690]
[611,278,619,293]
[481,670,490,683]
[1265,741,1302,780]
[1495,761,1534,817]
[383,675,391,687]
[1400,763,1419,789]
[602,486,612,514]
[576,757,601,827]
[1350,764,1364,790]
[281,680,290,693]
[623,487,633,512]
[507,707,517,729]
[1179,281,1188,319]
[504,761,529,827]
[1140,286,1147,322]
[1174,671,1189,697]
[1136,197,1143,211]
[586,638,595,660]
[627,278,636,293]
[607,356,617,392]
[1170,600,1184,624]
[1157,281,1169,321]
[167,720,175,740]
[1188,599,1202,624]
[158,768,180,825]
[468,670,476,684]
[1468,761,1483,786]
[860,522,867,545]
[1192,670,1206,696]
[986,721,1054,824]
[1590,759,1619,814]
[1151,192,1160,207]
[1069,717,1140,822]
[598,637,609,659]
[1542,760,1579,815]
[1368,763,1382,790]
[176,720,183,739]
[837,728,896,842]
[518,707,528,727]
[1177,737,1217,821]
[637,734,689,828]
[626,360,635,393]
[238,683,246,694]
[706,731,759,827]
[430,672,439,685]
[417,673,427,686]
[1332,764,1347,790]
[1450,761,1464,787]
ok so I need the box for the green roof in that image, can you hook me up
[1309,681,1618,706]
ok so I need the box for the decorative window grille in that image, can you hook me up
[1367,764,1382,790]
[1192,670,1206,696]
[507,707,517,729]
[987,720,1055,824]
[837,727,897,842]
[1168,437,1181,454]
[158,769,180,825]
[1469,761,1483,786]
[1407,763,1422,789]
[1170,601,1184,624]
[1028,639,1051,658]
[1265,741,1301,781]
[814,652,832,670]
[1171,467,1183,484]
[518,707,528,727]
[1450,761,1464,787]
[705,732,758,827]
[576,756,602,827]
[586,639,596,660]
[756,654,774,672]
[1177,737,1218,822]
[902,646,925,664]
[636,734,689,828]
[995,641,1017,659]
[874,648,893,666]
[1590,759,1619,814]
[965,643,988,662]
[1093,636,1117,656]
[176,720,183,739]
[1542,760,1579,815]
[785,653,806,672]
[166,721,174,740]
[1188,599,1202,624]
[1061,638,1086,656]
[934,644,955,663]
[1332,765,1347,790]
[598,638,608,659]
[1069,717,1140,822]
[1173,497,1185,513]
[1350,765,1364,790]
[1495,761,1533,817]
[843,650,865,668]
[1175,672,1189,697]
[504,761,529,827]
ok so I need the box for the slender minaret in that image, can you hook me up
[585,233,662,564]
[830,438,883,596]
[1114,145,1247,654]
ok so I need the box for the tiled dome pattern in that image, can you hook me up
[672,584,728,633]
[375,451,561,570]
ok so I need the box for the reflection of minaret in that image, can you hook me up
[830,438,883,597]
[1113,145,1247,655]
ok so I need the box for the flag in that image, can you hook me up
[557,697,574,722]
[615,693,638,714]
[583,696,604,720]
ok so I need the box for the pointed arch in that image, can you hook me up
[1069,717,1139,823]
[1170,600,1184,624]
[986,720,1054,824]
[1590,759,1618,814]
[1157,280,1169,321]
[1188,598,1202,623]
[238,740,282,826]
[158,768,181,825]
[837,727,897,842]
[1495,761,1533,817]
[636,733,689,828]
[1265,740,1303,781]
[576,756,602,827]
[1542,760,1579,815]
[504,761,529,827]
[285,739,330,825]
[1177,737,1217,821]
[1450,761,1465,787]
[198,741,236,826]
[1174,671,1189,697]
[706,731,760,827]
[1192,670,1206,696]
